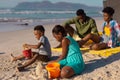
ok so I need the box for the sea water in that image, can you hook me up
[0,8,102,32]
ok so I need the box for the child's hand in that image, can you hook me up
[23,44,29,49]
[23,44,27,48]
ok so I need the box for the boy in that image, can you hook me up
[11,25,51,71]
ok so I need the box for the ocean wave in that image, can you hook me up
[0,9,12,14]
[0,9,102,20]
[0,9,102,17]
[0,17,67,23]
[0,9,75,14]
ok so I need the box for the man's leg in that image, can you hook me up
[91,43,108,50]
[78,33,101,47]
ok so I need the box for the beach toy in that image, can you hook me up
[45,62,60,79]
[22,49,32,59]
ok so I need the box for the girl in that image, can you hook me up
[52,25,84,78]
[101,7,120,48]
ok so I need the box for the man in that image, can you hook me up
[55,9,99,48]
[63,9,99,38]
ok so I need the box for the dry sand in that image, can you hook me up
[0,18,120,80]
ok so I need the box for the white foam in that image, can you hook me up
[0,9,75,14]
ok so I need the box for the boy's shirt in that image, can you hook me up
[38,36,51,57]
[102,20,120,47]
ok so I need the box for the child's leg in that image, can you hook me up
[60,66,75,78]
[37,54,50,62]
[17,52,50,71]
[91,43,108,50]
[11,54,25,61]
[17,52,38,71]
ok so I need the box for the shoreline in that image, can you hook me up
[0,17,103,32]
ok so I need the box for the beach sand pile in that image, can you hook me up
[0,18,120,80]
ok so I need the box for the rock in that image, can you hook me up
[106,71,112,77]
[98,77,103,80]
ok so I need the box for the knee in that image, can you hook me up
[91,44,99,50]
[85,33,93,38]
[60,70,68,78]
[88,33,92,36]
[60,66,75,78]
[60,67,74,78]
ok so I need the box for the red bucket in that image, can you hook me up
[23,49,32,59]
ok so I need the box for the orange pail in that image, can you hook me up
[45,62,60,79]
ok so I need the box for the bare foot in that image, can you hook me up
[16,66,25,72]
[10,54,16,62]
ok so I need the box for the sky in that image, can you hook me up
[0,0,103,8]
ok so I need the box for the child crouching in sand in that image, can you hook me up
[11,25,51,71]
[50,25,84,78]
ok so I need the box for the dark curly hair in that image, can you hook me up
[52,25,67,37]
[34,25,45,32]
[102,7,115,16]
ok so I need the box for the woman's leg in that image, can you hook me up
[60,66,75,78]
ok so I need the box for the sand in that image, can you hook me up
[0,18,120,80]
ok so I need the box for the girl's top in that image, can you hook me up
[59,36,84,74]
[102,20,120,48]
